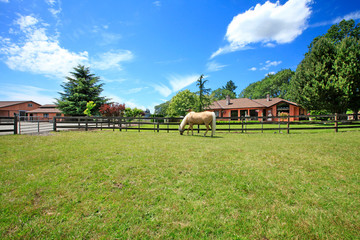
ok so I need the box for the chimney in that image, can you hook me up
[226,95,230,105]
[266,94,271,102]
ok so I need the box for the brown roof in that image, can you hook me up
[0,101,40,108]
[207,97,298,110]
[28,104,61,113]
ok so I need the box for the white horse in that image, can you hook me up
[179,111,216,137]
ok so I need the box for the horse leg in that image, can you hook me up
[187,125,191,135]
[204,124,209,137]
[190,124,194,135]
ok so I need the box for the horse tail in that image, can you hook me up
[211,112,216,136]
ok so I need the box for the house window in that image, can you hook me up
[214,111,219,117]
[56,113,62,117]
[277,103,290,115]
[231,110,238,120]
[43,113,49,118]
[28,103,33,107]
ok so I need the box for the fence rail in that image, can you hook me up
[0,117,17,135]
[53,114,360,134]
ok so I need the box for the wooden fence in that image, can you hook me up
[0,117,17,135]
[53,114,360,134]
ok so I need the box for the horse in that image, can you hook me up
[179,111,216,137]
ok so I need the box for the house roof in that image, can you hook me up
[27,104,62,113]
[207,97,299,110]
[0,101,40,108]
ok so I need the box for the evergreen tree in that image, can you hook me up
[56,65,107,116]
[196,74,211,112]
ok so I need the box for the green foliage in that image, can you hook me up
[223,80,237,94]
[196,74,211,112]
[154,101,170,116]
[56,65,107,116]
[83,101,96,116]
[210,88,236,101]
[124,107,144,118]
[167,89,197,116]
[239,69,294,99]
[291,19,360,114]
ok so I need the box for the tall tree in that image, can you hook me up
[335,37,360,117]
[223,80,237,95]
[239,69,294,99]
[210,88,236,101]
[291,19,360,114]
[154,101,170,116]
[196,74,211,112]
[167,90,197,116]
[56,65,107,116]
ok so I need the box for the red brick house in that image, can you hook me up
[0,101,41,117]
[207,95,306,121]
[27,104,64,121]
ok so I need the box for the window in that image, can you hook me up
[56,113,62,117]
[28,103,33,107]
[43,113,49,118]
[214,111,219,117]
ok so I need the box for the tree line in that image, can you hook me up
[55,19,360,118]
[156,19,360,117]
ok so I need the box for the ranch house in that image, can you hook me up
[0,101,41,117]
[27,104,64,121]
[207,95,306,121]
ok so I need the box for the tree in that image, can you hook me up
[83,101,96,116]
[196,74,211,112]
[124,107,144,118]
[167,90,197,116]
[56,65,107,116]
[239,69,294,99]
[99,103,126,117]
[290,37,347,113]
[335,37,360,117]
[154,101,170,116]
[223,80,237,95]
[291,19,360,114]
[210,88,236,101]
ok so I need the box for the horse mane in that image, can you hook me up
[179,112,192,130]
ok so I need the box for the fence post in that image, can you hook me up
[38,118,40,133]
[335,113,338,133]
[53,117,57,132]
[119,117,122,131]
[13,116,18,134]
[85,117,88,131]
[287,115,290,134]
[157,121,160,133]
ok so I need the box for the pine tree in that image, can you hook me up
[56,65,107,116]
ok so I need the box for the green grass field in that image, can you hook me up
[1,130,360,239]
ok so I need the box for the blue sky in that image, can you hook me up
[0,0,359,112]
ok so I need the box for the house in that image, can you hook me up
[27,104,64,121]
[0,101,41,117]
[207,95,306,121]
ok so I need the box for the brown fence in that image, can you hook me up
[53,114,360,134]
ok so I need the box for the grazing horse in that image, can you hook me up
[179,111,216,137]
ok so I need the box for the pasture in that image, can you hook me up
[1,130,360,239]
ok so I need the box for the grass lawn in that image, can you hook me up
[1,130,360,239]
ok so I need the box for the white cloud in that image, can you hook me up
[1,15,88,78]
[153,1,161,7]
[211,0,312,58]
[249,67,257,71]
[153,83,172,97]
[312,11,360,27]
[0,0,9,3]
[260,60,282,70]
[153,74,199,97]
[206,61,227,72]
[168,74,199,93]
[0,84,56,104]
[91,50,134,71]
[0,15,133,79]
